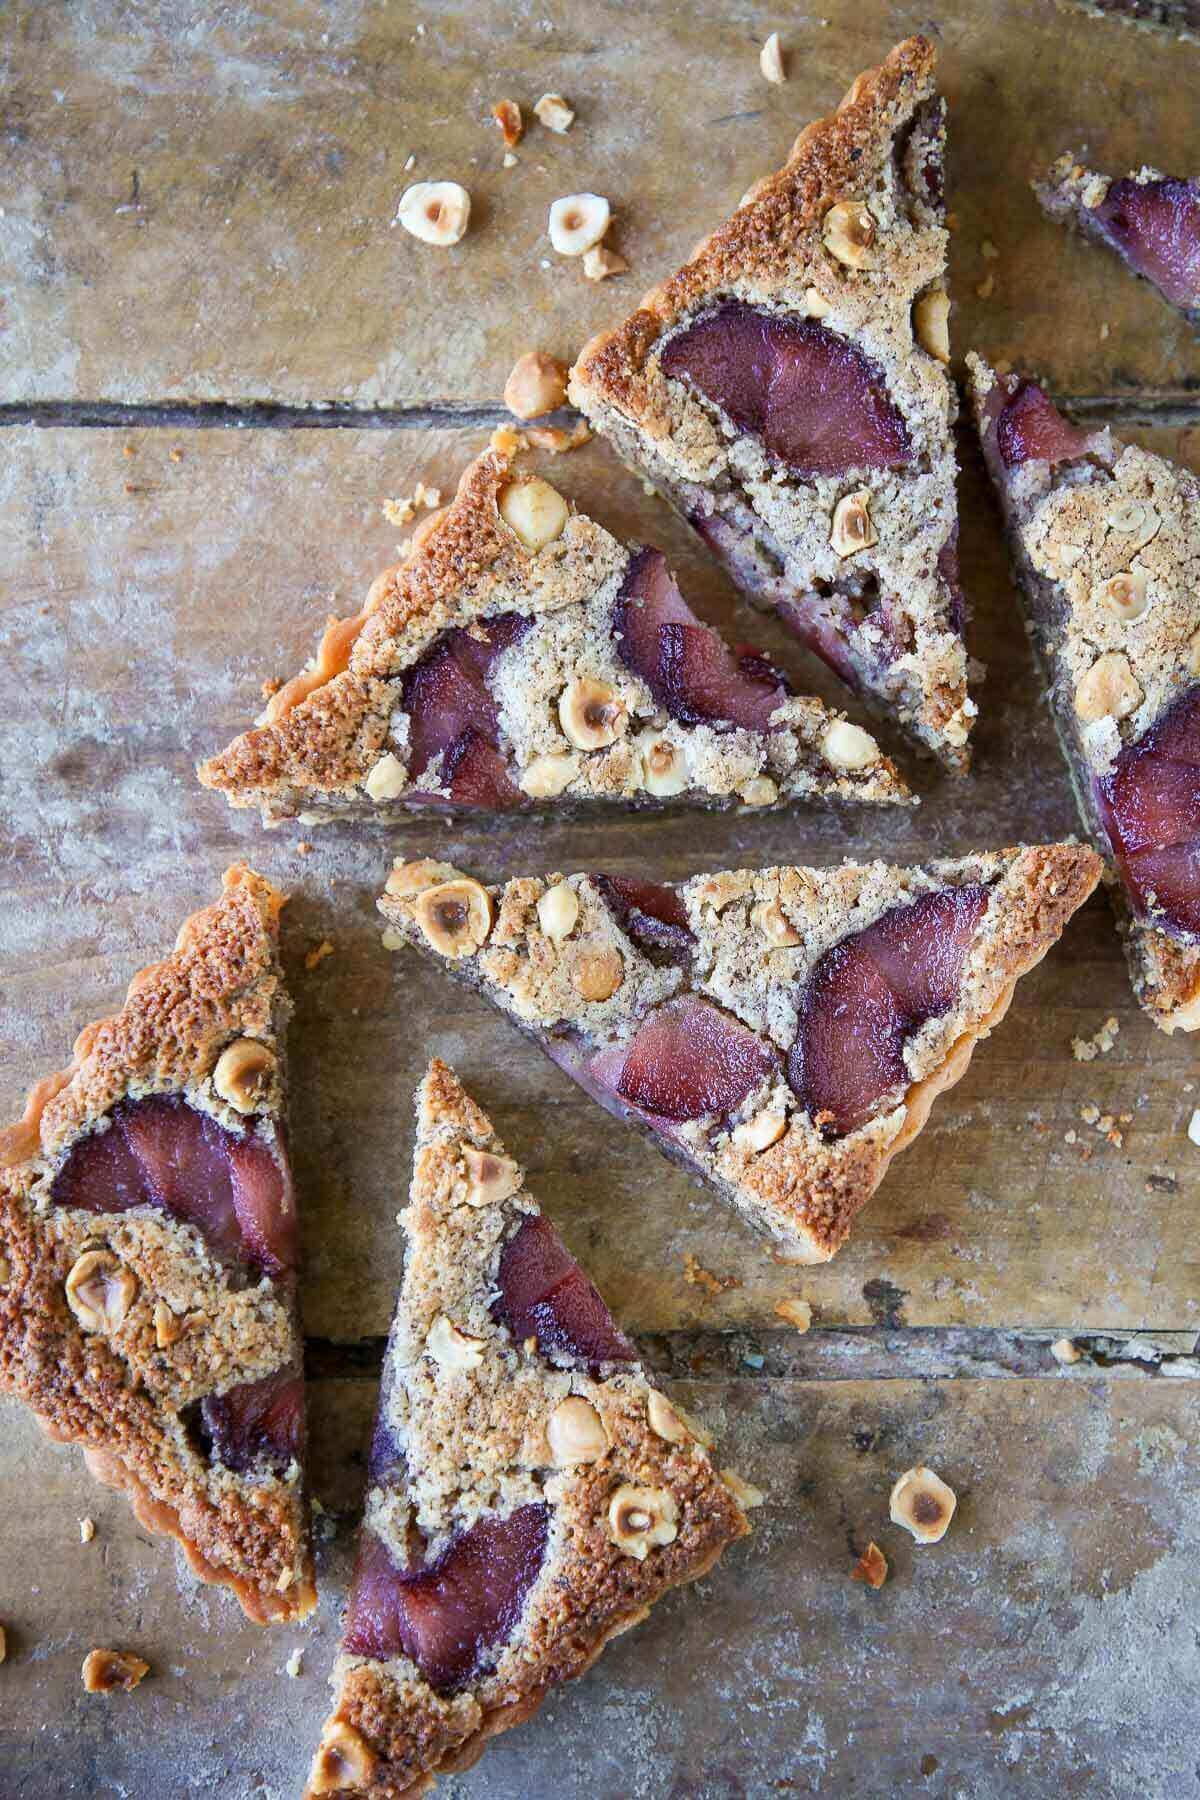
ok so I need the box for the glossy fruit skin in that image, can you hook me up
[615,995,778,1123]
[992,379,1096,472]
[403,615,531,807]
[1091,176,1200,314]
[1096,685,1200,938]
[591,872,694,963]
[493,1214,636,1369]
[198,1367,305,1476]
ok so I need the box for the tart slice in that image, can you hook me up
[378,846,1100,1262]
[199,441,910,824]
[0,866,314,1623]
[305,1059,750,1798]
[569,36,974,770]
[1035,154,1200,326]
[970,355,1200,1031]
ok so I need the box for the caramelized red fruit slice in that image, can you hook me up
[441,729,525,809]
[493,1214,636,1367]
[615,996,778,1122]
[344,1505,549,1692]
[198,1367,305,1476]
[788,884,989,1138]
[51,1095,296,1277]
[1097,685,1200,936]
[402,615,531,792]
[661,302,912,479]
[590,873,694,963]
[613,548,790,730]
[1091,177,1200,314]
[991,378,1097,472]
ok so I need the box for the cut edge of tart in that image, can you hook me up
[0,865,315,1625]
[198,441,912,824]
[569,35,975,772]
[303,1058,751,1799]
[1035,153,1200,325]
[378,847,1101,1262]
[968,352,1200,1032]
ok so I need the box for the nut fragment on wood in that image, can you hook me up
[548,193,610,256]
[503,350,568,421]
[533,92,574,133]
[851,1541,889,1589]
[582,245,628,281]
[759,31,785,83]
[79,1517,95,1544]
[0,1623,6,1664]
[82,1648,149,1694]
[492,99,523,147]
[1051,1337,1082,1365]
[396,180,471,246]
[775,1297,812,1332]
[889,1466,956,1544]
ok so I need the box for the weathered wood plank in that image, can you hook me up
[2,1,1198,408]
[2,1371,1198,1797]
[1,420,1197,1338]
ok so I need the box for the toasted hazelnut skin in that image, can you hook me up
[492,98,523,147]
[310,1719,379,1793]
[572,947,625,1002]
[822,199,876,269]
[851,1541,889,1589]
[81,1648,149,1694]
[1093,570,1149,622]
[463,1147,521,1206]
[363,750,407,802]
[212,1037,277,1114]
[426,1314,485,1371]
[637,732,689,797]
[1074,651,1142,724]
[607,1484,679,1559]
[385,858,460,900]
[537,882,580,942]
[498,476,569,551]
[65,1251,137,1335]
[504,350,568,421]
[913,288,951,362]
[559,677,627,752]
[397,180,471,246]
[520,752,578,798]
[830,490,878,558]
[752,899,801,947]
[820,718,881,772]
[732,1109,787,1154]
[889,1465,957,1543]
[547,1396,609,1465]
[413,878,493,958]
[548,192,610,256]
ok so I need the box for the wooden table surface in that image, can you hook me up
[2,3,1199,1796]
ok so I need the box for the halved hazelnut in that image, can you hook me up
[820,718,881,771]
[1074,651,1142,724]
[732,1109,787,1154]
[385,858,460,900]
[851,1541,889,1588]
[1106,498,1159,541]
[492,99,523,148]
[822,199,876,270]
[646,1391,689,1444]
[637,732,689,797]
[503,350,568,421]
[739,775,778,808]
[533,92,575,133]
[830,490,878,558]
[1051,1336,1082,1365]
[759,31,785,83]
[463,1147,521,1207]
[81,1648,149,1694]
[153,1300,187,1349]
[607,1484,679,1559]
[547,1396,608,1465]
[65,1251,137,1335]
[520,751,578,798]
[413,879,493,958]
[310,1719,378,1793]
[537,882,580,942]
[363,750,407,802]
[426,1314,485,1371]
[498,476,569,551]
[548,193,610,256]
[212,1037,276,1114]
[751,899,801,947]
[720,1468,765,1509]
[396,180,471,246]
[558,678,627,751]
[1093,570,1149,622]
[889,1465,956,1543]
[913,288,950,362]
[583,245,628,281]
[572,948,625,1002]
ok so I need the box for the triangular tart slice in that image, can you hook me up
[199,440,910,824]
[1035,154,1200,327]
[0,866,314,1623]
[305,1060,751,1798]
[569,36,974,770]
[378,847,1100,1263]
[970,354,1200,1030]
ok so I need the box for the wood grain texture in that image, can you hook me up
[2,0,1198,409]
[2,419,1198,1339]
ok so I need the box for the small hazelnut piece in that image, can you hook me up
[520,752,579,798]
[0,1623,6,1663]
[426,1314,485,1371]
[463,1147,521,1206]
[548,193,611,257]
[1050,1336,1082,1365]
[547,1396,609,1465]
[1093,570,1149,622]
[153,1300,186,1349]
[81,1648,149,1694]
[830,490,878,558]
[733,1109,787,1153]
[396,180,471,246]
[820,718,881,771]
[80,1517,95,1544]
[775,1296,812,1332]
[759,31,785,83]
[607,1484,679,1559]
[558,677,627,751]
[310,1719,379,1793]
[212,1037,277,1114]
[739,775,778,808]
[363,750,407,802]
[413,879,493,958]
[503,350,568,421]
[751,898,801,947]
[889,1465,957,1543]
[646,1391,690,1444]
[385,858,460,900]
[804,285,832,319]
[492,99,523,148]
[720,1468,765,1509]
[822,199,876,270]
[498,476,569,551]
[572,948,625,1002]
[851,1541,889,1589]
[537,882,580,942]
[0,1254,11,1285]
[583,244,629,281]
[637,732,689,797]
[1186,630,1200,679]
[533,92,575,133]
[913,288,951,362]
[65,1251,137,1336]
[1074,651,1142,724]
[1106,498,1157,538]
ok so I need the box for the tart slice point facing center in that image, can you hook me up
[1035,153,1200,326]
[0,865,314,1624]
[379,846,1101,1262]
[304,1059,751,1797]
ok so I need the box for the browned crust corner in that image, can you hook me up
[416,1057,496,1148]
[570,35,937,428]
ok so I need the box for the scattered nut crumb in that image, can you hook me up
[382,494,415,526]
[502,151,518,169]
[396,180,471,246]
[683,1253,739,1298]
[548,192,610,256]
[1051,1337,1082,1365]
[525,421,591,454]
[533,92,574,133]
[82,1648,149,1694]
[1072,1017,1119,1061]
[490,424,528,458]
[492,99,523,147]
[504,349,568,421]
[720,1468,765,1509]
[123,444,136,459]
[1064,1129,1077,1145]
[775,1297,812,1333]
[976,271,995,299]
[296,840,314,857]
[980,238,999,260]
[403,153,416,172]
[285,1647,304,1678]
[582,243,629,281]
[1188,1110,1200,1147]
[305,939,335,971]
[1099,321,1111,340]
[889,1466,956,1544]
[79,1517,95,1544]
[0,1623,6,1664]
[413,480,440,508]
[759,31,785,83]
[851,1542,888,1589]
[168,447,183,463]
[1080,1104,1100,1125]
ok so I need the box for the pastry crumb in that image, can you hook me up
[851,1541,888,1588]
[285,1647,304,1679]
[168,446,183,463]
[1072,1017,1119,1061]
[82,1648,149,1694]
[79,1517,95,1544]
[305,939,335,971]
[502,151,518,169]
[1051,1337,1082,1365]
[683,1253,739,1298]
[383,482,442,528]
[296,840,314,857]
[775,1297,812,1333]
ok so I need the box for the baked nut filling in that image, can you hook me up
[1093,571,1149,623]
[830,490,878,558]
[889,1465,957,1543]
[426,1314,485,1371]
[819,719,881,771]
[646,1391,690,1444]
[65,1250,138,1335]
[212,1036,277,1114]
[537,882,581,942]
[413,879,493,957]
[731,1108,787,1153]
[363,750,407,802]
[607,1484,679,1559]
[821,199,877,269]
[520,752,578,799]
[572,947,625,1002]
[1074,651,1143,724]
